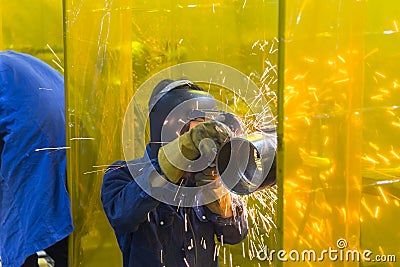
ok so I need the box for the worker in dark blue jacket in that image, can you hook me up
[102,79,248,267]
[0,51,73,267]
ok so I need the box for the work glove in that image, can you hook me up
[158,120,232,184]
[195,167,233,218]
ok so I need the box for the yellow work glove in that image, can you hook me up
[158,120,231,184]
[195,167,233,218]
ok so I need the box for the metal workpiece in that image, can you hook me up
[216,129,277,195]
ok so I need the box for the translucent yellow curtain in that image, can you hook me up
[279,0,400,266]
[64,0,132,265]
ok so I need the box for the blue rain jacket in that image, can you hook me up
[0,51,73,267]
[102,151,248,267]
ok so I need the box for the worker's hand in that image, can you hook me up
[190,120,231,156]
[158,120,231,184]
[195,167,233,218]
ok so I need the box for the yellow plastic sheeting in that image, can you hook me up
[64,0,278,266]
[64,0,132,266]
[0,0,63,68]
[279,0,400,266]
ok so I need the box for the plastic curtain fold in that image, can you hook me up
[279,1,400,266]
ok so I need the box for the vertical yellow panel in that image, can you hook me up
[280,0,400,266]
[64,0,132,266]
[280,1,364,266]
[360,1,400,264]
[0,0,63,67]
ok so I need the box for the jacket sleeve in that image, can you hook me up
[101,161,160,233]
[206,197,248,245]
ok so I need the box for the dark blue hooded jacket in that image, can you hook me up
[0,51,73,267]
[101,153,248,267]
